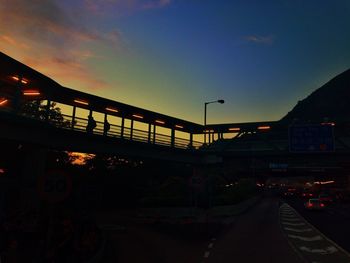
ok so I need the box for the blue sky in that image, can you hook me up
[0,0,349,124]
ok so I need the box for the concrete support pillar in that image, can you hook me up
[20,147,47,209]
[148,123,152,143]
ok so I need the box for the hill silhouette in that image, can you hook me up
[280,68,350,124]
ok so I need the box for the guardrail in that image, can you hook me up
[15,111,203,150]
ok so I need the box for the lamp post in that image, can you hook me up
[204,99,224,144]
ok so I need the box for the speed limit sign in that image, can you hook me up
[38,170,72,203]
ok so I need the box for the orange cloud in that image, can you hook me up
[67,152,95,165]
[0,0,125,90]
[84,0,172,14]
[0,35,30,49]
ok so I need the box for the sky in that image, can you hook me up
[0,0,349,125]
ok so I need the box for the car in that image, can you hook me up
[301,192,315,199]
[304,198,326,210]
[318,193,333,204]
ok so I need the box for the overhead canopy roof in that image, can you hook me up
[0,51,284,135]
[0,52,204,133]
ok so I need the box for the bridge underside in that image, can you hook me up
[0,112,205,164]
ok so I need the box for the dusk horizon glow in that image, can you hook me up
[1,0,349,125]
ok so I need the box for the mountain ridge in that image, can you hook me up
[280,68,350,124]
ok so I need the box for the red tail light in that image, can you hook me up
[320,203,325,207]
[308,203,313,207]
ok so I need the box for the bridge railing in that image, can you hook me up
[58,114,201,149]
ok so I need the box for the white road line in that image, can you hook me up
[208,243,214,249]
[288,235,323,242]
[280,214,297,218]
[280,209,293,212]
[282,222,306,226]
[281,212,295,215]
[280,211,296,214]
[204,251,210,258]
[281,217,301,222]
[284,227,313,233]
[299,246,338,254]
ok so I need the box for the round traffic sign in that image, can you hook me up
[38,170,72,203]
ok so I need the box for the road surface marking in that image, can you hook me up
[284,227,313,233]
[282,222,305,226]
[288,234,323,242]
[299,246,338,254]
[280,212,296,215]
[208,243,214,249]
[281,212,296,216]
[281,217,300,221]
[204,251,210,258]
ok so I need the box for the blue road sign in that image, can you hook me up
[289,124,335,153]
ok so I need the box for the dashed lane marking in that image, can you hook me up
[281,217,301,222]
[282,222,306,226]
[299,246,338,255]
[280,202,350,263]
[288,234,323,242]
[284,227,313,233]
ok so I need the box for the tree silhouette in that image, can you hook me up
[21,100,72,128]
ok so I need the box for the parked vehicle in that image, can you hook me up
[318,193,333,204]
[304,198,325,211]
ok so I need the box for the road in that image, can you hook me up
[205,197,303,263]
[285,196,350,254]
[96,197,306,263]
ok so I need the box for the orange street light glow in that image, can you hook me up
[106,107,118,113]
[175,124,184,129]
[23,90,40,96]
[229,127,240,132]
[0,99,8,106]
[132,114,143,119]
[258,126,271,130]
[155,120,165,125]
[21,78,28,84]
[74,99,89,105]
[11,76,20,81]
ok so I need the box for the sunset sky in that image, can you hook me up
[0,0,349,124]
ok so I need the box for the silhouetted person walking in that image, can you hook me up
[103,119,110,136]
[86,115,96,134]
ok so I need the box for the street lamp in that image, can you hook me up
[204,99,224,144]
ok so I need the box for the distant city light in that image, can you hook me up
[314,180,335,185]
[321,122,335,126]
[203,129,214,133]
[21,78,28,84]
[0,168,5,174]
[155,120,165,125]
[106,107,118,113]
[74,99,89,106]
[229,127,240,132]
[23,90,40,96]
[175,124,184,129]
[0,98,8,106]
[132,114,143,119]
[11,76,20,81]
[258,126,271,130]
